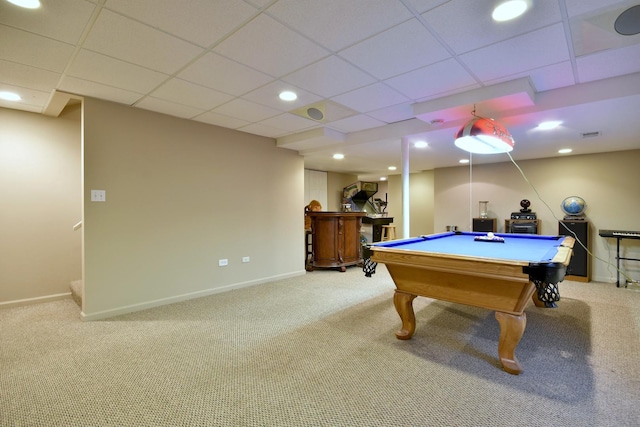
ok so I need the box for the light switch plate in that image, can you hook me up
[91,190,106,202]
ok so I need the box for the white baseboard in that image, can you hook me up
[0,292,72,309]
[81,270,307,321]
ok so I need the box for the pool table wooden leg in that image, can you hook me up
[531,291,545,307]
[393,291,417,340]
[495,311,526,375]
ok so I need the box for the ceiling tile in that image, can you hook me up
[0,0,95,44]
[422,0,562,54]
[367,103,416,124]
[178,52,273,96]
[266,0,413,51]
[104,0,259,47]
[577,43,640,83]
[276,127,346,152]
[1,0,639,178]
[134,97,206,119]
[564,0,636,18]
[0,99,42,113]
[59,76,143,105]
[485,61,576,93]
[283,55,376,98]
[243,0,273,9]
[259,113,319,133]
[193,111,251,129]
[212,98,282,122]
[241,81,323,111]
[213,14,328,77]
[0,60,61,92]
[339,18,451,79]
[331,83,409,113]
[570,3,640,57]
[237,122,288,138]
[384,58,477,100]
[0,84,49,110]
[82,9,203,74]
[0,25,74,72]
[459,24,570,82]
[326,114,387,133]
[68,50,169,93]
[403,0,450,14]
[150,78,234,110]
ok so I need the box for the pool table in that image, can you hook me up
[370,231,575,374]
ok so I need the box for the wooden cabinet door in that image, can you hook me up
[340,216,362,263]
[314,217,338,264]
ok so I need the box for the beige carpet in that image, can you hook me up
[1,266,639,426]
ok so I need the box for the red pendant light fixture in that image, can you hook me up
[454,111,514,154]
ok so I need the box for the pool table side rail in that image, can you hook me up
[551,236,575,264]
[375,231,568,246]
[370,249,531,283]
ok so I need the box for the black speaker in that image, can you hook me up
[559,221,590,278]
[473,218,496,232]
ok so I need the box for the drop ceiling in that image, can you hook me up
[1,0,640,180]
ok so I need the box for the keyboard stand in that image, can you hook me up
[598,230,640,287]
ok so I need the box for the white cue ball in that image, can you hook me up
[487,232,494,238]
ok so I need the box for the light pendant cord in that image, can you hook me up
[469,152,473,231]
[505,151,633,284]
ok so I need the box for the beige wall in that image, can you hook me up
[0,106,82,304]
[304,169,327,210]
[387,171,435,239]
[82,98,304,319]
[433,150,640,283]
[326,171,357,211]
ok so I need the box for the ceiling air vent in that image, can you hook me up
[581,131,601,138]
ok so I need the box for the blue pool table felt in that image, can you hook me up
[372,231,567,263]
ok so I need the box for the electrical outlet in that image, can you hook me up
[242,256,250,263]
[218,259,228,267]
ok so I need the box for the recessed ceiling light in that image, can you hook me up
[0,91,21,101]
[278,91,297,101]
[333,153,344,160]
[538,120,562,130]
[380,177,387,181]
[558,148,572,154]
[414,141,428,148]
[7,0,41,8]
[388,166,397,171]
[459,159,470,164]
[492,0,528,22]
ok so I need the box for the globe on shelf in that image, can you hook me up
[561,196,586,220]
